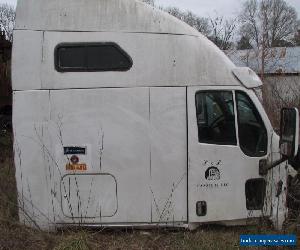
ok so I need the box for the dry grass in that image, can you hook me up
[0,130,17,222]
[0,224,294,250]
[0,130,297,250]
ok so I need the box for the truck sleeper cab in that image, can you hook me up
[12,0,297,231]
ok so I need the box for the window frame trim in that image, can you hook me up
[54,42,133,73]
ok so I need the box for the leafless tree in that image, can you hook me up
[164,7,236,49]
[240,0,298,49]
[142,2,232,47]
[164,7,211,37]
[239,0,298,80]
[209,15,237,50]
[237,36,253,49]
[183,11,211,37]
[163,6,183,20]
[293,20,300,46]
[0,3,15,42]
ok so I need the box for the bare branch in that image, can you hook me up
[0,3,15,42]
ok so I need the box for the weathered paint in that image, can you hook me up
[13,0,290,231]
[12,0,239,91]
[15,0,201,35]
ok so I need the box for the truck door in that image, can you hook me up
[188,86,270,223]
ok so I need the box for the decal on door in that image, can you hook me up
[197,160,229,189]
[204,160,221,181]
[205,167,220,180]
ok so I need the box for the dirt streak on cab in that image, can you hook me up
[12,0,299,231]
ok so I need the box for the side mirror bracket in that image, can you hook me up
[260,157,288,175]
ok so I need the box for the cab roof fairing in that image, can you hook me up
[13,0,245,90]
[15,0,201,35]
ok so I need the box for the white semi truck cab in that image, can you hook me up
[12,0,299,231]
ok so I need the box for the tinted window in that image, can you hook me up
[236,91,267,157]
[195,91,237,145]
[55,43,132,72]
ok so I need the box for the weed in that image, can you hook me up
[0,127,296,250]
[54,231,90,250]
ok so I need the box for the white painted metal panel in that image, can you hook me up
[13,87,190,229]
[150,87,187,223]
[37,31,237,91]
[13,90,53,229]
[12,30,43,90]
[49,88,151,223]
[15,0,199,36]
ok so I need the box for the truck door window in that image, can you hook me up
[236,91,267,157]
[195,91,237,145]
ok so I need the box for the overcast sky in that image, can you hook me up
[156,0,300,18]
[0,0,299,18]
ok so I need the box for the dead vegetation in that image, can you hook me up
[261,78,300,232]
[0,130,297,250]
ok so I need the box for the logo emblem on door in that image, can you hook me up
[205,167,220,181]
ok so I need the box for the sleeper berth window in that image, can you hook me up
[55,42,133,72]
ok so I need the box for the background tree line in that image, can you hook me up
[0,0,299,50]
[143,0,300,50]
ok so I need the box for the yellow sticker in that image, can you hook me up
[66,163,87,171]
